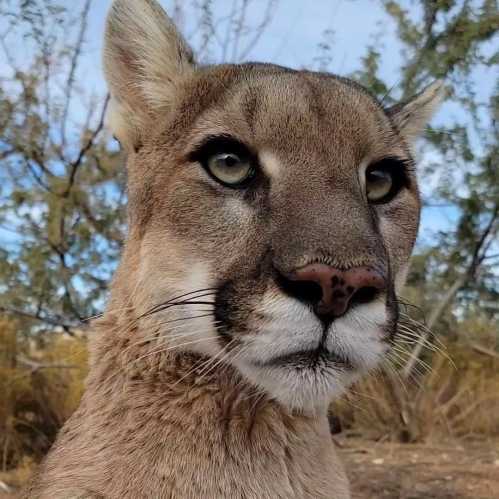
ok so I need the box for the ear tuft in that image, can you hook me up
[103,0,195,150]
[387,81,446,143]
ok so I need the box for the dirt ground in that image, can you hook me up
[340,437,499,499]
[1,439,498,498]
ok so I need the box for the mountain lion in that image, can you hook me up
[25,0,443,497]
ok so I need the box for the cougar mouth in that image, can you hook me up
[256,347,355,371]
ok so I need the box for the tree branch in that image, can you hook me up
[60,0,92,149]
[402,204,499,379]
[0,306,78,334]
[469,342,499,360]
[16,355,80,373]
[62,94,110,198]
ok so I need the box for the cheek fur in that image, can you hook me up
[377,192,420,276]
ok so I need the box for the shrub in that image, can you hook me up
[0,317,87,471]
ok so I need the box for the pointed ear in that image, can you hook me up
[386,81,446,144]
[103,0,195,150]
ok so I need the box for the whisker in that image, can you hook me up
[396,320,453,365]
[196,340,240,383]
[122,328,211,355]
[168,344,233,389]
[82,304,136,323]
[142,300,215,318]
[391,344,433,373]
[99,292,217,340]
[139,290,217,319]
[381,361,410,395]
[84,288,217,325]
[151,313,214,325]
[129,337,217,366]
[396,328,441,353]
[387,349,428,381]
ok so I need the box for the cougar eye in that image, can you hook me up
[365,157,410,204]
[366,168,393,202]
[189,136,256,188]
[207,152,253,186]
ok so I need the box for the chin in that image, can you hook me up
[232,298,392,412]
[236,359,358,412]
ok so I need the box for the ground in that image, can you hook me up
[1,439,498,498]
[340,437,499,499]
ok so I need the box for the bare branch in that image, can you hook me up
[469,342,499,360]
[25,159,53,193]
[60,0,92,149]
[62,94,110,198]
[0,148,14,160]
[402,204,499,379]
[231,0,249,62]
[0,305,78,334]
[238,0,277,61]
[16,355,80,373]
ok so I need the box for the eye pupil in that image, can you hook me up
[190,137,257,188]
[366,167,394,202]
[365,157,410,204]
[222,154,239,167]
[206,149,254,187]
[368,170,390,183]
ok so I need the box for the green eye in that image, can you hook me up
[365,157,410,204]
[207,152,254,186]
[366,168,393,202]
[189,136,257,189]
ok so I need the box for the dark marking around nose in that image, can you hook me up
[276,263,386,322]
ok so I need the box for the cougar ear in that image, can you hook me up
[103,0,195,150]
[387,81,446,144]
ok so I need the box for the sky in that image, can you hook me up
[80,0,403,101]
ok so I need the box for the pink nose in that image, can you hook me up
[286,263,386,318]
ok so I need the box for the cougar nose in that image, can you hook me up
[277,263,386,320]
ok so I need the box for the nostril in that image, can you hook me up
[350,286,380,306]
[275,263,386,320]
[275,271,323,306]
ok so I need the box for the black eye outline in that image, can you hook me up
[188,135,258,189]
[365,157,412,204]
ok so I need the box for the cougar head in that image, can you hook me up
[103,0,443,411]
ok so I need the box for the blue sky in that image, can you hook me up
[81,0,401,96]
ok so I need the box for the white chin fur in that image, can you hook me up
[236,361,358,412]
[233,295,389,412]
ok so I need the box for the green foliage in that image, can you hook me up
[374,0,499,335]
[0,1,126,335]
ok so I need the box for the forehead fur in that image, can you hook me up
[146,64,402,157]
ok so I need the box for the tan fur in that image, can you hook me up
[25,1,443,497]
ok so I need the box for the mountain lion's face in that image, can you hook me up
[104,0,443,410]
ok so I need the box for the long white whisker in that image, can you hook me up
[129,337,217,366]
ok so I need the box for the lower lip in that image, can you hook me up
[261,349,354,370]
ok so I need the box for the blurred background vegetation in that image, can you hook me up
[0,0,497,482]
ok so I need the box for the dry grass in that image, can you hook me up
[332,342,499,442]
[0,318,87,471]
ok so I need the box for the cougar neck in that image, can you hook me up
[87,312,329,440]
